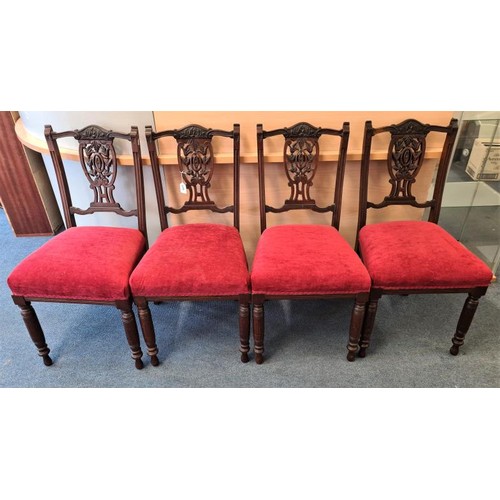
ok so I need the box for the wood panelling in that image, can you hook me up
[0,112,62,236]
[153,111,453,162]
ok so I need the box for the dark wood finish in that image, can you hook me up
[12,296,52,366]
[356,118,491,357]
[257,121,350,232]
[135,297,159,366]
[254,122,368,362]
[356,118,458,240]
[0,112,62,236]
[239,302,250,363]
[45,124,147,239]
[116,299,144,370]
[12,124,147,369]
[252,299,264,365]
[347,298,368,361]
[137,124,250,365]
[450,292,481,355]
[146,123,241,230]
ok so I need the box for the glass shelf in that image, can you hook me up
[440,112,500,276]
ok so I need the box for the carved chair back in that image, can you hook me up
[44,124,147,239]
[146,123,241,231]
[257,121,350,233]
[356,118,458,238]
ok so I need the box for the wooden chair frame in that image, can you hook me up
[133,123,251,366]
[355,117,490,357]
[11,125,148,369]
[252,122,369,363]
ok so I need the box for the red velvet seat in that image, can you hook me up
[132,124,250,366]
[130,223,249,298]
[358,221,492,290]
[8,227,146,302]
[356,118,493,358]
[252,122,369,363]
[252,225,370,296]
[8,125,148,369]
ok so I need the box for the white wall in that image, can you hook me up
[20,111,162,243]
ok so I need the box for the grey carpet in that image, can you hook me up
[1,209,499,387]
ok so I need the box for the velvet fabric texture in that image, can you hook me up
[129,223,250,298]
[251,225,371,296]
[358,221,493,290]
[8,226,146,302]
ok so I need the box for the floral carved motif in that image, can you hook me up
[284,136,319,204]
[387,134,426,199]
[177,137,215,204]
[78,136,120,207]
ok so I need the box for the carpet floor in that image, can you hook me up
[1,210,498,387]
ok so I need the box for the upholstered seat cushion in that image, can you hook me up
[129,223,250,298]
[7,226,147,302]
[358,221,493,290]
[251,225,371,296]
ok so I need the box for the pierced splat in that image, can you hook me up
[77,126,120,209]
[386,133,426,201]
[283,136,319,206]
[176,135,215,207]
[259,121,347,222]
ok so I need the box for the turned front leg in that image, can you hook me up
[239,299,250,363]
[116,300,144,370]
[347,297,368,362]
[253,300,265,365]
[136,298,159,367]
[14,297,52,366]
[450,293,481,356]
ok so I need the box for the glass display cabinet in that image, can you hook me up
[440,111,500,276]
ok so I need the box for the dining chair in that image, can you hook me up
[251,122,371,363]
[7,124,148,369]
[356,118,493,357]
[129,123,250,366]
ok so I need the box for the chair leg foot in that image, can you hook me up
[136,300,160,368]
[346,298,366,362]
[16,300,52,366]
[449,293,481,357]
[358,297,379,359]
[253,302,264,365]
[239,300,250,364]
[117,301,144,370]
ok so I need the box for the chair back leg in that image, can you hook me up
[358,293,381,358]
